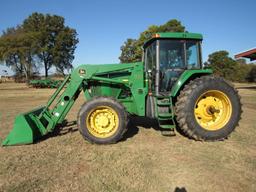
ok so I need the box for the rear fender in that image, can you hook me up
[170,69,212,97]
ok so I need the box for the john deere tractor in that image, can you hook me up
[2,32,241,146]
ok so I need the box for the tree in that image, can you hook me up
[119,19,186,63]
[236,59,252,82]
[205,50,244,82]
[0,26,36,81]
[158,19,185,32]
[0,12,78,82]
[205,50,256,82]
[0,28,23,75]
[53,27,77,75]
[119,39,140,63]
[22,12,79,77]
[246,64,256,82]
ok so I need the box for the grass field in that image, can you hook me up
[0,82,255,192]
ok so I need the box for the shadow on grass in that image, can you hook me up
[38,116,161,143]
[121,116,161,142]
[121,116,187,140]
[53,120,78,136]
[38,116,183,143]
[38,120,78,143]
[174,187,187,192]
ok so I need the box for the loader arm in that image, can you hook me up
[2,62,147,146]
[2,74,84,146]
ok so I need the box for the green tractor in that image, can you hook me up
[2,32,241,146]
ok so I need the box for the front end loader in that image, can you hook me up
[2,32,241,146]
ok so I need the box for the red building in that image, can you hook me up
[235,48,256,61]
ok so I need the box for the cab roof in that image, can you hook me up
[143,32,203,48]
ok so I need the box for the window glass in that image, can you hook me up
[145,41,156,71]
[145,41,156,92]
[186,41,200,69]
[159,40,185,69]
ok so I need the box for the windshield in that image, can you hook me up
[160,40,185,69]
[159,40,201,69]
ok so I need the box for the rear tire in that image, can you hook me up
[77,97,128,144]
[175,76,241,141]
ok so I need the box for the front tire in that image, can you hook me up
[175,76,241,141]
[77,97,128,144]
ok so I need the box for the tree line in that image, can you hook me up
[0,12,78,82]
[204,51,256,82]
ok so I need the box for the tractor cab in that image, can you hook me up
[144,32,203,95]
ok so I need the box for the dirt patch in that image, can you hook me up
[0,82,255,192]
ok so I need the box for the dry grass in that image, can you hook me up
[0,82,255,192]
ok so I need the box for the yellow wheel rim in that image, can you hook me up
[194,90,232,131]
[86,106,119,138]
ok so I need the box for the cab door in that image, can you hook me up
[145,41,157,95]
[158,40,186,93]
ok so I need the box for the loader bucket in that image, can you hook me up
[2,107,46,146]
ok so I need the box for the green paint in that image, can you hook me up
[143,32,203,48]
[171,69,212,97]
[156,32,203,40]
[2,107,45,145]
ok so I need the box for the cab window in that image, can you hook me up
[186,41,200,69]
[145,41,156,71]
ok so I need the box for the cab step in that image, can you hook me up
[157,102,172,106]
[159,124,175,129]
[158,113,173,118]
[155,96,176,135]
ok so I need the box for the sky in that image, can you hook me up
[0,0,255,73]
